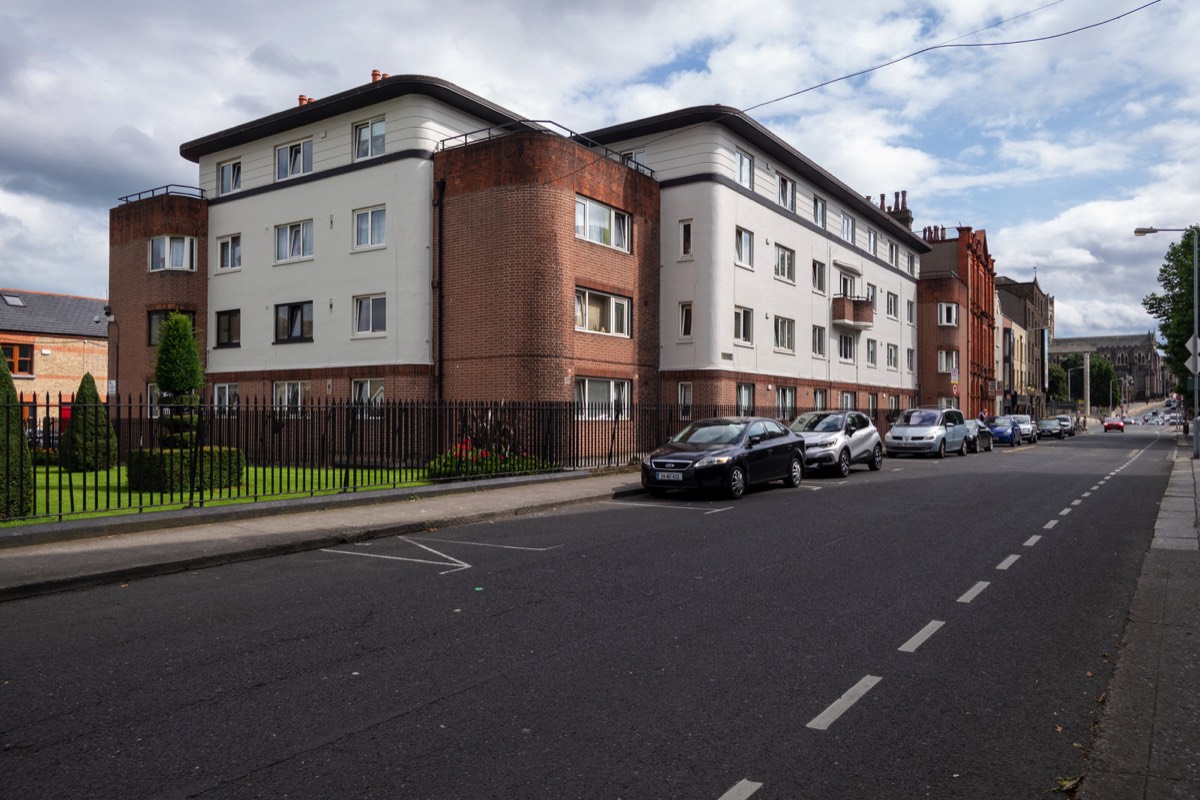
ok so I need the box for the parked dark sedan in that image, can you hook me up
[964,419,993,453]
[641,416,805,499]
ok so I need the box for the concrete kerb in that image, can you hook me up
[0,468,639,551]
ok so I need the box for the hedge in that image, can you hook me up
[127,447,246,492]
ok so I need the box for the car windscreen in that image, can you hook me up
[897,410,941,426]
[990,417,1014,427]
[672,420,746,445]
[791,412,843,433]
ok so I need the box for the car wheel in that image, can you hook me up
[985,437,994,452]
[868,444,883,471]
[727,465,746,499]
[936,440,946,459]
[837,449,852,477]
[784,456,804,487]
[958,438,968,456]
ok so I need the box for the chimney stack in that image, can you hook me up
[298,94,308,106]
[886,189,914,230]
[371,69,381,82]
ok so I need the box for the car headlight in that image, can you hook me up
[811,439,836,449]
[694,455,733,468]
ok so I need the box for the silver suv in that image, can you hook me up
[789,410,884,476]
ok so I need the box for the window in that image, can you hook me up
[841,392,855,410]
[907,252,916,276]
[575,196,629,251]
[775,244,795,282]
[1,343,33,375]
[736,383,754,415]
[735,227,753,266]
[679,302,693,339]
[841,213,856,243]
[867,283,877,310]
[218,161,241,195]
[812,260,826,293]
[869,393,878,415]
[939,302,959,327]
[907,348,915,371]
[147,383,161,419]
[887,343,899,369]
[276,220,314,261]
[214,383,238,418]
[678,383,692,420]
[938,349,960,373]
[354,294,386,335]
[867,229,877,256]
[888,241,899,266]
[2,294,24,306]
[275,301,313,343]
[733,306,754,345]
[273,380,310,417]
[778,174,795,211]
[839,334,855,361]
[276,139,313,180]
[839,272,855,297]
[352,378,385,417]
[574,378,629,419]
[812,325,826,357]
[813,196,826,228]
[354,118,385,160]
[680,220,693,259]
[907,300,915,324]
[886,292,899,318]
[354,206,386,249]
[889,395,900,413]
[147,310,194,345]
[149,236,196,271]
[622,149,647,172]
[218,234,241,271]
[215,309,240,348]
[575,289,631,337]
[814,389,827,411]
[734,149,753,188]
[776,386,796,419]
[774,316,795,352]
[866,338,877,366]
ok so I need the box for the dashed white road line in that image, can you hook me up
[806,675,882,730]
[717,779,763,800]
[1071,499,1083,506]
[1024,535,1042,547]
[958,581,990,603]
[1059,508,1073,516]
[996,555,1021,570]
[1044,520,1059,530]
[898,620,945,653]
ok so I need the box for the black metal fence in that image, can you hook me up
[4,393,901,523]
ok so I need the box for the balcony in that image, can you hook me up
[831,295,874,330]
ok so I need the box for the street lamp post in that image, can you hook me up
[1135,226,1198,458]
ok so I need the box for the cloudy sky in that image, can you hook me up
[0,0,1193,339]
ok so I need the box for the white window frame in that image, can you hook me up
[575,196,630,251]
[217,234,241,271]
[149,235,196,272]
[812,325,826,358]
[147,382,161,420]
[353,294,386,336]
[736,383,754,416]
[774,316,795,353]
[841,213,856,243]
[775,244,795,283]
[867,283,877,310]
[776,386,796,419]
[734,306,753,345]
[575,288,631,337]
[276,220,314,262]
[887,343,899,370]
[839,272,856,298]
[839,333,855,362]
[679,302,693,340]
[938,349,960,373]
[867,229,877,256]
[735,227,753,267]
[814,196,826,228]
[778,174,795,211]
[814,388,827,411]
[354,118,385,160]
[213,383,239,418]
[354,206,386,250]
[888,241,899,266]
[907,348,915,371]
[679,220,693,260]
[273,380,310,418]
[352,378,385,417]
[907,252,916,275]
[678,382,693,420]
[886,292,899,319]
[734,148,753,189]
[907,300,915,325]
[275,139,313,181]
[866,338,877,366]
[939,302,959,327]
[812,260,826,293]
[218,160,241,195]
[574,378,630,420]
[841,391,855,410]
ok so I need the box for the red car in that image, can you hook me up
[1103,417,1125,432]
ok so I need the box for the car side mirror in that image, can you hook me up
[749,434,763,446]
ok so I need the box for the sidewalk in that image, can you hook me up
[0,447,1196,796]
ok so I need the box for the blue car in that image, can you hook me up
[987,415,1022,447]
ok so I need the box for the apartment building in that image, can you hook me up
[110,73,928,420]
[586,108,929,419]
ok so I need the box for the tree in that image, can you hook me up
[1048,362,1067,402]
[153,312,204,448]
[0,354,33,518]
[1058,354,1117,411]
[1143,226,1198,401]
[59,372,118,471]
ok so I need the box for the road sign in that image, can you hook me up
[1189,353,1200,375]
[1188,335,1200,357]
[952,383,959,397]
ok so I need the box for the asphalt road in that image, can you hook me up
[0,427,1175,799]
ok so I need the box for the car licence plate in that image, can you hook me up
[655,471,683,481]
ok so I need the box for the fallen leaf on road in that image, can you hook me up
[1053,775,1082,793]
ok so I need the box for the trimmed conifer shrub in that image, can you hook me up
[59,372,118,471]
[0,356,33,518]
